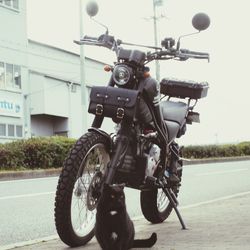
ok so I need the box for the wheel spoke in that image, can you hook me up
[70,143,110,237]
[157,189,169,212]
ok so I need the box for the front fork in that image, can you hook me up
[91,113,132,185]
[104,121,132,185]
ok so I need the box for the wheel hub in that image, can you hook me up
[86,171,103,210]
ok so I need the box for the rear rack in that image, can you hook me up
[160,78,209,99]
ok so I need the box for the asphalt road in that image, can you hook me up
[0,160,250,248]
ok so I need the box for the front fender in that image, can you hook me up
[88,127,112,149]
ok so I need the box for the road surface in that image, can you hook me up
[0,160,250,248]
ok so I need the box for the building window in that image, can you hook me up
[6,64,13,88]
[12,0,18,9]
[0,124,23,138]
[16,125,23,137]
[0,124,6,136]
[0,62,21,90]
[0,62,5,89]
[0,0,19,10]
[8,124,15,137]
[4,0,11,7]
[14,65,21,88]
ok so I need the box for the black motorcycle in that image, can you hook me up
[54,3,210,247]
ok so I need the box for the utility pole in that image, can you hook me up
[153,0,163,82]
[79,0,88,133]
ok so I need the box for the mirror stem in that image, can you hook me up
[91,17,109,34]
[176,31,200,50]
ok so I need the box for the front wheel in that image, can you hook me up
[54,132,110,247]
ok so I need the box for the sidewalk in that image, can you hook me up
[7,192,250,250]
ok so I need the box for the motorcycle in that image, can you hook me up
[54,2,210,247]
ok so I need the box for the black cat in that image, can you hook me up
[95,183,157,250]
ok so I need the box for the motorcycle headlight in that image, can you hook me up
[112,65,132,86]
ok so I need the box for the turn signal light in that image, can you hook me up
[104,65,112,72]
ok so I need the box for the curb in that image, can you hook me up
[1,156,250,181]
[183,155,250,165]
[0,168,61,181]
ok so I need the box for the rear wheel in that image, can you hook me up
[54,132,110,247]
[140,162,182,223]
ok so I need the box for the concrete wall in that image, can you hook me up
[28,40,110,86]
[0,1,28,142]
[0,1,114,142]
[27,40,112,139]
[0,1,27,46]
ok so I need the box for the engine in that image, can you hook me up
[145,144,161,177]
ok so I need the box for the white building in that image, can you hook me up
[0,0,110,143]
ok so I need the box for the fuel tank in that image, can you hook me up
[136,76,160,124]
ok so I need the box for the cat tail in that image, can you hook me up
[132,232,157,248]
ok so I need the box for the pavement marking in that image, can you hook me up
[0,191,55,200]
[1,190,250,250]
[180,190,250,209]
[0,176,58,184]
[128,190,250,220]
[194,168,249,177]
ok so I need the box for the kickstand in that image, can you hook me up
[159,181,187,230]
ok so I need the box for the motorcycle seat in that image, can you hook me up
[161,100,188,125]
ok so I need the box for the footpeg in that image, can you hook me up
[178,157,191,162]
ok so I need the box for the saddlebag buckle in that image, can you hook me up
[96,104,103,115]
[117,108,125,119]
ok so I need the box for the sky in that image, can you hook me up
[26,0,250,145]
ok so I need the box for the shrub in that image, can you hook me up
[0,140,25,169]
[0,137,75,170]
[238,142,250,156]
[183,142,250,159]
[0,138,250,170]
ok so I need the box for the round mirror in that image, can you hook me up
[192,13,210,31]
[86,0,99,17]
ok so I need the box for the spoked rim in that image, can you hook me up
[70,144,110,237]
[157,189,170,212]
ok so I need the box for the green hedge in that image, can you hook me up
[182,142,250,159]
[0,137,250,170]
[0,137,75,171]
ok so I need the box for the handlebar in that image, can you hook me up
[74,33,209,63]
[74,35,102,46]
[151,48,209,62]
[74,34,115,50]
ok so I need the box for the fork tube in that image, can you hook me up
[92,115,104,128]
[105,121,131,184]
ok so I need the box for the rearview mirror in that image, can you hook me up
[192,13,210,31]
[86,0,99,17]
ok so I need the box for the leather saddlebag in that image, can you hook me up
[88,86,140,120]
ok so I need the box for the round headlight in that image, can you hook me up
[112,65,132,86]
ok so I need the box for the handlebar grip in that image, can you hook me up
[180,49,209,56]
[82,35,98,41]
[158,50,170,56]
